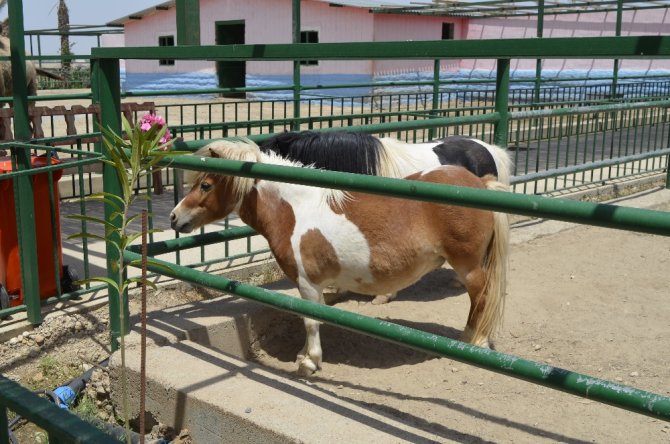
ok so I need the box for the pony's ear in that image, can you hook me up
[209,148,220,158]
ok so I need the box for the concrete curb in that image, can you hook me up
[106,184,670,442]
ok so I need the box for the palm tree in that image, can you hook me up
[58,0,71,73]
[0,0,7,37]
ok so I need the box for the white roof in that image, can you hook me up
[107,0,418,26]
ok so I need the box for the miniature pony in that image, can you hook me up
[171,138,509,374]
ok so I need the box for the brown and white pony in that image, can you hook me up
[170,139,510,374]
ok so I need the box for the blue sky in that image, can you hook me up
[1,0,160,55]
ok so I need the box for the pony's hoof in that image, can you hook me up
[476,339,492,349]
[371,295,390,305]
[297,357,319,375]
[371,293,396,305]
[460,327,492,349]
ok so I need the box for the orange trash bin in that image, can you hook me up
[0,154,66,307]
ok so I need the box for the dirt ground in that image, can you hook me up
[2,91,669,442]
[246,194,670,443]
[2,191,669,442]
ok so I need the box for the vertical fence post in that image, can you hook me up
[429,59,440,141]
[494,58,510,148]
[612,0,623,99]
[292,0,301,131]
[176,0,201,46]
[8,0,41,324]
[534,0,544,105]
[0,405,8,444]
[92,57,127,351]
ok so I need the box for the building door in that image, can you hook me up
[215,21,245,98]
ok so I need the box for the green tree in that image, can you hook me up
[57,0,72,73]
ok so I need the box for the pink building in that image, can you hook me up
[108,0,670,93]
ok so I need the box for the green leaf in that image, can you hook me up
[68,233,123,256]
[125,213,141,226]
[125,277,158,291]
[76,277,120,293]
[121,115,134,141]
[66,215,118,231]
[83,194,123,211]
[128,259,174,275]
[66,232,108,243]
[122,226,164,242]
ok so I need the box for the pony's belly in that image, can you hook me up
[335,256,445,296]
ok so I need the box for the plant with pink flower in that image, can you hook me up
[139,113,172,145]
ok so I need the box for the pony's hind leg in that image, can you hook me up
[458,266,492,348]
[296,282,325,375]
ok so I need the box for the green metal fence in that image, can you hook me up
[86,36,670,424]
[3,24,670,439]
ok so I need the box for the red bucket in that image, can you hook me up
[0,155,64,306]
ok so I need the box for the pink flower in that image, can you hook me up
[160,128,172,145]
[139,113,172,147]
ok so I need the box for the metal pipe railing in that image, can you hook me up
[123,250,670,421]
[161,153,670,237]
[0,375,119,443]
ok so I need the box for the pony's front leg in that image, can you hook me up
[296,283,325,375]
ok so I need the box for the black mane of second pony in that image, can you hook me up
[259,131,382,175]
[432,136,498,178]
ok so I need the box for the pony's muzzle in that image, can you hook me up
[170,210,193,233]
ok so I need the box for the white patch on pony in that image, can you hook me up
[283,188,374,291]
[240,145,375,290]
[376,138,442,177]
[260,150,350,209]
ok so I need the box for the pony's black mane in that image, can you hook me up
[259,131,382,175]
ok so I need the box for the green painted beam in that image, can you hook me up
[170,112,499,152]
[176,0,200,46]
[292,0,301,129]
[161,154,670,237]
[123,250,670,421]
[510,98,670,119]
[0,376,119,443]
[8,0,41,324]
[493,58,510,147]
[92,36,670,60]
[127,226,257,256]
[93,58,127,352]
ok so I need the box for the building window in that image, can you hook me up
[158,35,175,66]
[442,23,454,40]
[300,30,318,66]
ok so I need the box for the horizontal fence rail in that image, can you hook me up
[162,153,670,236]
[92,36,670,60]
[0,375,119,444]
[123,250,670,421]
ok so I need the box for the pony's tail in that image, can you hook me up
[480,140,513,187]
[472,178,510,345]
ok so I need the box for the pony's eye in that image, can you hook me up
[200,182,212,192]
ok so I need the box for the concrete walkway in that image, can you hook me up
[107,183,670,443]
